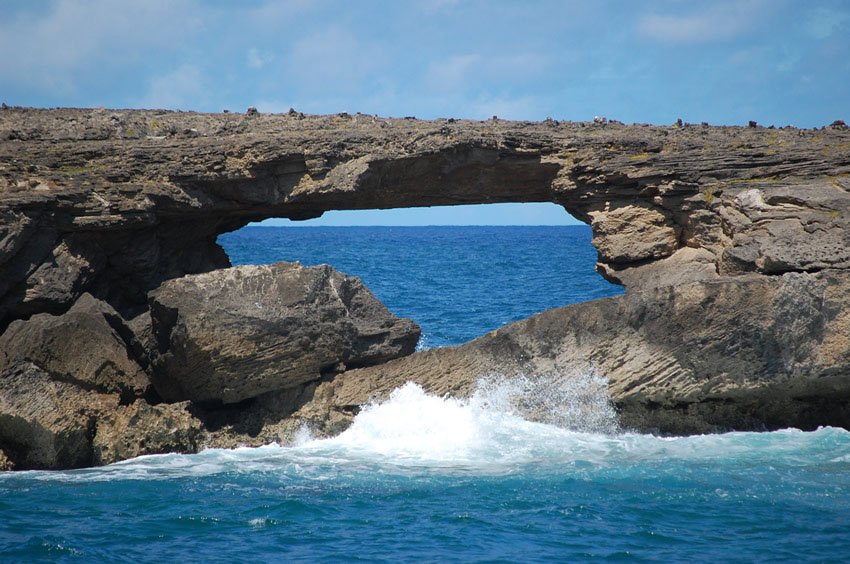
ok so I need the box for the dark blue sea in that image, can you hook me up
[2,225,849,562]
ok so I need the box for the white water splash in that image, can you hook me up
[8,372,850,482]
[302,368,620,466]
[474,366,619,434]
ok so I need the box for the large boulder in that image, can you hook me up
[0,293,150,402]
[0,359,205,470]
[0,361,114,469]
[286,271,850,436]
[149,262,420,405]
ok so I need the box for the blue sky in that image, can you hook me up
[3,0,848,225]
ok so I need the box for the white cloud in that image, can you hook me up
[287,26,388,93]
[637,0,767,44]
[247,48,272,69]
[0,0,200,93]
[139,64,205,110]
[424,53,548,93]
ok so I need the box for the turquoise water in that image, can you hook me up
[2,226,849,561]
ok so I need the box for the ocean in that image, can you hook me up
[2,225,849,561]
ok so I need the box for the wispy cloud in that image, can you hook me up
[0,0,199,93]
[247,48,272,70]
[287,26,388,93]
[139,64,206,110]
[424,53,548,93]
[637,0,767,44]
[805,6,850,39]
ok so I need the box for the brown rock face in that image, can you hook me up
[0,293,150,402]
[0,361,112,469]
[290,271,850,436]
[1,108,848,331]
[149,262,420,405]
[0,448,13,471]
[589,203,678,263]
[1,107,850,466]
[0,359,205,470]
[92,401,204,465]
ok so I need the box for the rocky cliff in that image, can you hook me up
[1,107,849,467]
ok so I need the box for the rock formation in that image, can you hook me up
[288,270,850,438]
[0,293,150,402]
[149,262,420,405]
[1,107,849,467]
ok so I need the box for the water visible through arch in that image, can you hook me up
[217,203,623,349]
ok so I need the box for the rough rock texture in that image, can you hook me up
[0,361,114,469]
[286,270,850,436]
[0,293,150,402]
[2,108,849,332]
[0,448,13,471]
[149,262,419,404]
[1,107,850,466]
[92,401,204,465]
[0,359,205,470]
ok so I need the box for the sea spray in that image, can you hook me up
[14,373,848,482]
[1,224,839,561]
[4,427,849,562]
[296,368,619,470]
[473,365,619,434]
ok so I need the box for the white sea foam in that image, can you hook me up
[297,369,619,468]
[6,373,850,482]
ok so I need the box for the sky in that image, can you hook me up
[3,0,848,225]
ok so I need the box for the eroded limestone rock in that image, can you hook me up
[1,108,850,466]
[0,448,12,471]
[1,108,849,327]
[0,360,204,470]
[0,361,114,469]
[93,401,205,465]
[0,293,150,402]
[589,204,679,264]
[149,262,420,405]
[283,271,850,436]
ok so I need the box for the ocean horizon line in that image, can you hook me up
[246,223,588,228]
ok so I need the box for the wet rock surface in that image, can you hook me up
[92,401,204,466]
[1,107,849,467]
[289,271,850,436]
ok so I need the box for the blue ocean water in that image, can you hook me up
[2,226,849,562]
[220,226,622,348]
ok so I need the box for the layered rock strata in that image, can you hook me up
[149,262,420,405]
[286,270,850,438]
[1,107,849,467]
[0,260,418,469]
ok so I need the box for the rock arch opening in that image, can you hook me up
[217,203,623,349]
[4,109,850,469]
